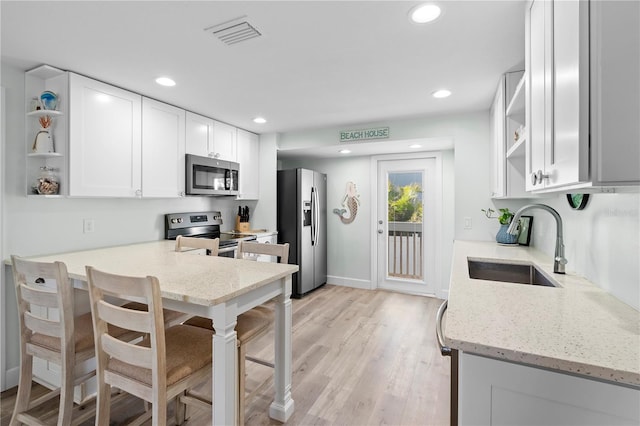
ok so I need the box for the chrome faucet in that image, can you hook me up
[507,204,567,274]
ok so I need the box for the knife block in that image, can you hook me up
[235,217,250,233]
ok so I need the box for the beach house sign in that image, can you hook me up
[339,127,389,143]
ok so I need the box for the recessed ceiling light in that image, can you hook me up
[339,149,351,154]
[253,117,267,124]
[410,144,422,149]
[155,77,176,87]
[410,4,442,24]
[432,89,452,98]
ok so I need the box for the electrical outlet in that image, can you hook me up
[464,217,472,230]
[83,219,95,233]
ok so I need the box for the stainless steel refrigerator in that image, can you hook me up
[277,168,327,297]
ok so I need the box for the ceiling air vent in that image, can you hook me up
[205,19,262,46]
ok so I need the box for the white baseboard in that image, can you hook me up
[327,275,373,290]
[3,366,19,391]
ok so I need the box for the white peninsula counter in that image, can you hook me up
[13,240,299,425]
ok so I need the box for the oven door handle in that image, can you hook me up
[218,246,236,255]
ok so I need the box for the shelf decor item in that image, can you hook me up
[40,90,58,110]
[34,166,60,195]
[32,115,55,153]
[482,207,518,245]
[517,215,534,246]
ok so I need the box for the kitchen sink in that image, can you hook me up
[467,259,557,287]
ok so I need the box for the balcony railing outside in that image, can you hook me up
[388,221,423,280]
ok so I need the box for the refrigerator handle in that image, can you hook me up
[313,186,320,246]
[311,187,317,246]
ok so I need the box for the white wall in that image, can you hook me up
[526,193,640,310]
[279,111,493,298]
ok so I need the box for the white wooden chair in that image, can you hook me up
[185,240,290,425]
[174,235,220,255]
[9,256,136,426]
[86,266,214,426]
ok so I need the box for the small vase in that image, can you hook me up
[32,128,54,153]
[496,224,518,245]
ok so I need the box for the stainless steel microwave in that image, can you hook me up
[185,154,239,196]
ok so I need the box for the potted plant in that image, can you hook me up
[482,207,519,244]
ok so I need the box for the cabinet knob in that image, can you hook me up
[531,170,549,186]
[135,189,142,197]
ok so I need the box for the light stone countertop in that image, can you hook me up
[14,240,298,306]
[446,240,640,387]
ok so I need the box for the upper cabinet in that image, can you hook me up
[525,0,640,192]
[236,129,260,200]
[141,98,186,198]
[185,111,214,158]
[26,67,258,199]
[68,72,143,197]
[490,71,529,199]
[185,113,237,162]
[212,120,237,162]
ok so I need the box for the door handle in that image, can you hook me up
[377,229,384,234]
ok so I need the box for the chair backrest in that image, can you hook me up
[11,255,75,359]
[175,235,219,256]
[236,241,290,264]
[86,266,167,402]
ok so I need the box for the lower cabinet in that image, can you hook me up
[459,352,639,425]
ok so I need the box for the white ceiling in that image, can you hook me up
[1,1,525,150]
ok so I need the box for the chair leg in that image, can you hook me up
[10,353,33,426]
[238,343,246,426]
[175,391,187,425]
[57,361,75,426]
[95,381,112,426]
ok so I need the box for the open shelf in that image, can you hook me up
[28,152,63,158]
[27,110,63,117]
[506,73,525,118]
[506,137,526,159]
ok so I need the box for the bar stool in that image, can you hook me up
[185,240,290,424]
[9,256,138,426]
[86,266,214,426]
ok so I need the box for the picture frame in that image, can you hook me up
[517,215,533,246]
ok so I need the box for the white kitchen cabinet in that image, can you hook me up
[459,352,639,426]
[236,129,260,200]
[141,98,186,198]
[212,120,237,162]
[185,111,214,158]
[525,0,640,192]
[185,113,237,163]
[490,71,529,199]
[68,72,142,197]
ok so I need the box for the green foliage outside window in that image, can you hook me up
[388,182,423,222]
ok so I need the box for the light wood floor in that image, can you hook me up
[1,284,451,425]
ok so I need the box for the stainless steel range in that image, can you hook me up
[164,211,256,257]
